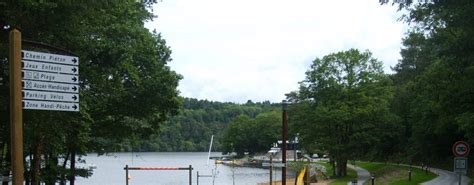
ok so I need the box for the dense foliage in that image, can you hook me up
[387,0,474,166]
[122,98,279,152]
[0,1,180,184]
[285,0,474,177]
[222,110,281,156]
[287,49,398,176]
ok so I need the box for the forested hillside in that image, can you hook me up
[121,98,279,152]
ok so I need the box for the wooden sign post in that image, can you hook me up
[10,28,24,185]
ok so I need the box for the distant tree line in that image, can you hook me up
[120,98,279,152]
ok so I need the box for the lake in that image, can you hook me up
[76,152,287,185]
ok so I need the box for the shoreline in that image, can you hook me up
[257,178,333,185]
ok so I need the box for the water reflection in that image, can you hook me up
[76,152,285,185]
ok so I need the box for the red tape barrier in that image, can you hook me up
[125,167,191,171]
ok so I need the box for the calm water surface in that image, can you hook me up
[76,152,284,185]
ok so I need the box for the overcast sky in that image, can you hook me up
[145,0,409,103]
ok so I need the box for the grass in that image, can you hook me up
[315,161,357,185]
[330,169,357,185]
[357,162,437,185]
[357,162,386,171]
[418,159,474,185]
[468,166,474,185]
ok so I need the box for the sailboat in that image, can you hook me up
[207,135,214,166]
[198,135,219,185]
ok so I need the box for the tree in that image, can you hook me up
[252,111,281,153]
[386,0,474,164]
[0,1,181,184]
[288,49,397,176]
[222,115,254,156]
[222,111,281,156]
[388,31,436,161]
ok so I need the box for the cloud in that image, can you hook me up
[146,0,408,103]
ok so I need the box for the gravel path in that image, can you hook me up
[346,162,471,185]
[421,167,470,185]
[347,164,371,185]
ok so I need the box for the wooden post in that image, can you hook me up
[9,28,23,185]
[282,101,288,185]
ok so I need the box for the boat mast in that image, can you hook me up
[207,135,214,166]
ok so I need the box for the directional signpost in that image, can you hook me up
[23,90,79,102]
[9,29,81,185]
[22,70,78,84]
[22,60,78,74]
[453,141,470,185]
[23,80,79,93]
[21,50,79,111]
[10,28,23,185]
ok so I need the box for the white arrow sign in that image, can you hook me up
[23,100,79,112]
[22,60,78,75]
[21,50,80,112]
[22,80,79,93]
[22,50,78,66]
[22,70,78,84]
[23,90,79,102]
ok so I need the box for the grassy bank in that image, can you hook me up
[257,179,296,185]
[357,162,437,185]
[315,161,357,185]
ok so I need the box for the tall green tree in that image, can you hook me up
[385,0,474,164]
[252,111,281,153]
[288,49,398,176]
[0,0,180,184]
[389,31,435,161]
[222,110,281,156]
